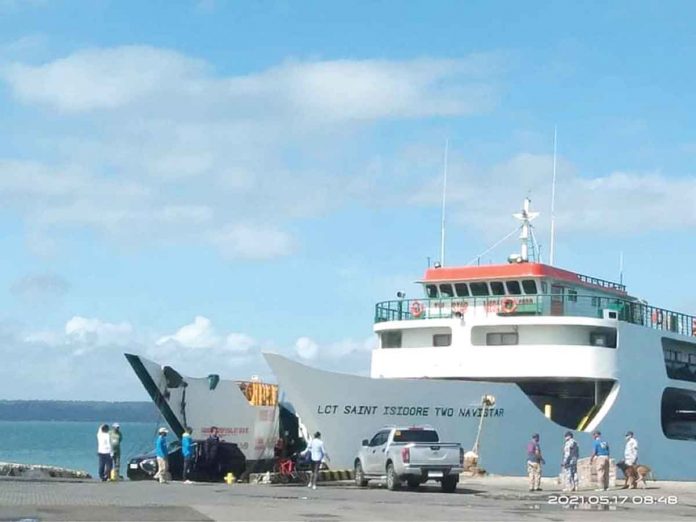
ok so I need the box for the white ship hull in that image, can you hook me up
[125,353,281,468]
[264,320,696,479]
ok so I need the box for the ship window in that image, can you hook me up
[433,334,451,347]
[591,296,599,307]
[662,387,696,441]
[486,332,518,345]
[568,290,578,302]
[541,281,548,293]
[381,331,402,349]
[440,284,454,297]
[662,338,696,383]
[426,285,438,298]
[505,280,522,295]
[454,283,470,297]
[522,280,538,294]
[590,328,617,348]
[470,282,489,296]
[490,281,505,296]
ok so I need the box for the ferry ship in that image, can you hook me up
[127,199,696,479]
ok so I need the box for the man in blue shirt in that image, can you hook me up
[590,430,610,491]
[182,427,194,484]
[154,427,169,484]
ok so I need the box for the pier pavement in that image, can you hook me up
[1,475,695,521]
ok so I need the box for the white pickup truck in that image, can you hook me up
[354,426,464,492]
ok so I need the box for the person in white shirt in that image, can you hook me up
[623,431,639,489]
[303,432,328,490]
[96,424,112,482]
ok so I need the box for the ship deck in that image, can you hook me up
[1,475,694,521]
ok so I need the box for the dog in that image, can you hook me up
[616,461,653,489]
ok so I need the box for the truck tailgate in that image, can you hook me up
[407,442,460,467]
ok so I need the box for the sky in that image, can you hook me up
[1,0,695,401]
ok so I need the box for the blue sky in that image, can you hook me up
[0,0,695,400]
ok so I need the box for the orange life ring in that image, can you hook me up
[652,310,663,326]
[501,297,517,314]
[410,300,424,318]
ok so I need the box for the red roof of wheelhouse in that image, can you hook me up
[421,262,627,296]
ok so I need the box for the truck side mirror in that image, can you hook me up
[362,439,369,446]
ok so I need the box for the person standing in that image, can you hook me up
[153,427,169,484]
[590,430,610,491]
[562,431,579,492]
[182,427,194,484]
[623,431,639,489]
[96,424,112,482]
[109,423,123,481]
[205,426,221,479]
[304,431,327,490]
[526,433,544,492]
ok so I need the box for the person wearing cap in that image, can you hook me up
[526,433,544,492]
[109,423,123,481]
[153,427,170,484]
[590,430,610,491]
[623,431,639,489]
[562,431,579,492]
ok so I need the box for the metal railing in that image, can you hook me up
[374,294,696,337]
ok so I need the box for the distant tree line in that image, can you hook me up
[0,400,160,422]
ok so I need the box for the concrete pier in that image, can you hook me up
[1,474,695,521]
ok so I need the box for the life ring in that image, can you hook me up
[652,310,663,326]
[501,297,517,314]
[410,300,424,318]
[692,318,696,336]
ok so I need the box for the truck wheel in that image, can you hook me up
[354,461,368,487]
[440,475,458,493]
[386,463,400,491]
[406,478,421,489]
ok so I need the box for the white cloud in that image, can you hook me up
[0,47,501,259]
[404,150,696,239]
[156,315,220,349]
[293,335,375,362]
[3,47,499,121]
[4,46,205,111]
[65,316,133,347]
[2,315,375,399]
[294,336,319,360]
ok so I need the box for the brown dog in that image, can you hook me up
[617,461,652,489]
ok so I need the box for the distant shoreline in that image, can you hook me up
[0,400,159,422]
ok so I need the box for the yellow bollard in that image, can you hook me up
[225,472,235,485]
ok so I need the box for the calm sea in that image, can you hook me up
[0,421,163,478]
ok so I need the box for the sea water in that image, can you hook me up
[0,420,163,478]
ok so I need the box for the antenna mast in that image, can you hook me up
[549,127,558,265]
[513,197,539,262]
[440,139,449,266]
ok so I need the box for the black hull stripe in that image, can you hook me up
[125,353,185,438]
